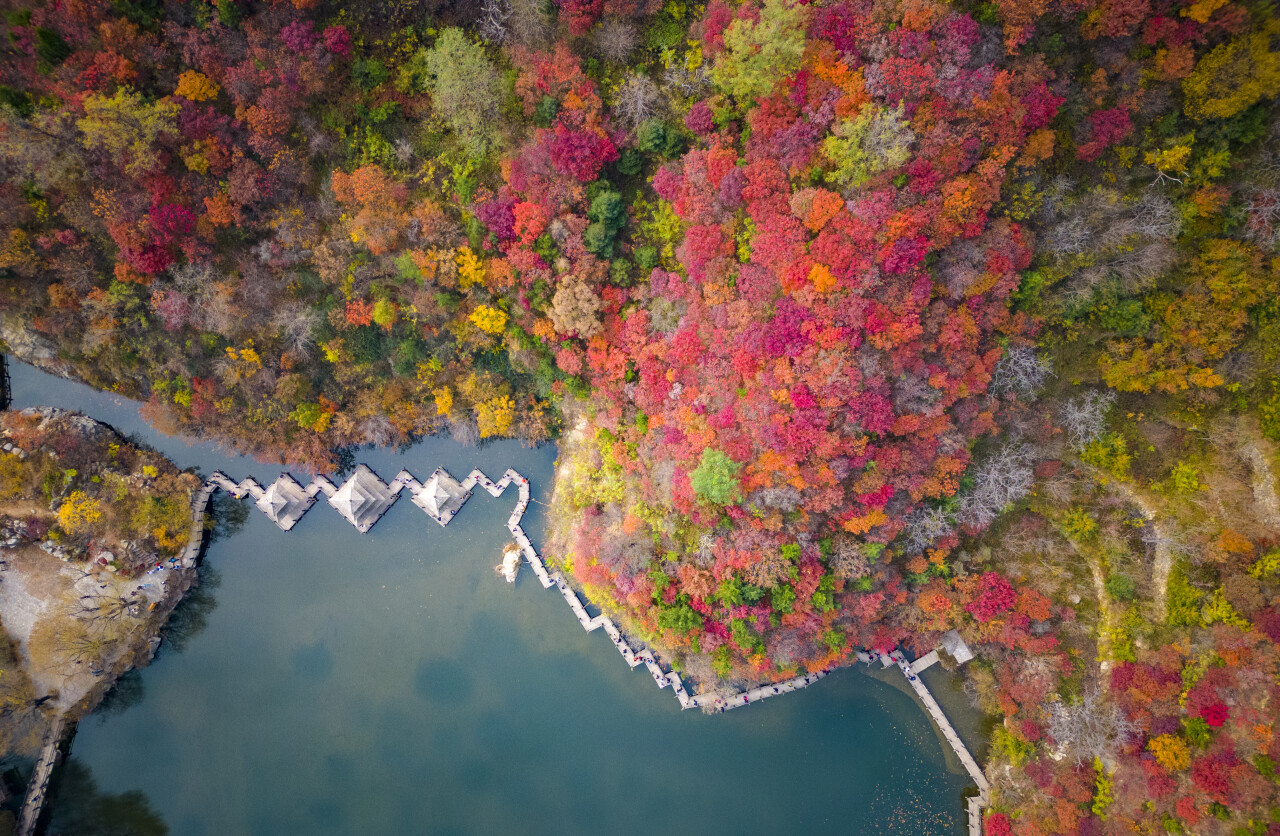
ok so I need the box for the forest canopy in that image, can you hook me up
[2,0,1280,832]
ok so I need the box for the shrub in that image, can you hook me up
[1260,392,1280,441]
[1169,461,1201,494]
[711,644,732,678]
[1166,565,1203,627]
[1062,508,1099,541]
[1182,715,1213,747]
[1081,433,1131,479]
[1105,574,1136,601]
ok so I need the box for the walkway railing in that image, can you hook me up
[0,354,11,411]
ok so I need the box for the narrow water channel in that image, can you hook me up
[10,360,971,835]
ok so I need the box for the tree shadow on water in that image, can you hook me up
[43,758,167,836]
[205,493,248,546]
[91,670,145,722]
[157,563,221,656]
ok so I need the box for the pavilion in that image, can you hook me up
[255,474,316,531]
[327,465,398,532]
[412,467,471,525]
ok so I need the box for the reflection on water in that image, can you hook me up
[205,494,249,547]
[156,564,221,656]
[12,360,970,835]
[92,670,145,720]
[45,759,167,836]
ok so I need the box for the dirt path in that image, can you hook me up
[1110,483,1172,623]
[1239,433,1280,533]
[1082,544,1114,673]
[0,546,57,647]
[1073,457,1174,625]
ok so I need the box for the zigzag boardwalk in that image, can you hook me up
[199,463,993,834]
[197,464,848,712]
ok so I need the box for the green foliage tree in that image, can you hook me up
[657,601,703,634]
[584,188,626,257]
[404,28,503,160]
[689,447,742,506]
[34,28,70,68]
[712,0,806,106]
[635,119,684,158]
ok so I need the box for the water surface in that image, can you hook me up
[11,360,971,835]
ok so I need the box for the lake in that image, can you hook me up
[8,359,972,835]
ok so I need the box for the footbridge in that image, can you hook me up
[188,464,831,712]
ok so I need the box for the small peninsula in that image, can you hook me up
[0,408,201,755]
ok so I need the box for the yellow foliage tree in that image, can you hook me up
[808,263,837,293]
[455,246,485,289]
[1183,20,1280,120]
[77,89,179,177]
[469,305,508,335]
[1144,145,1191,178]
[432,386,454,416]
[475,396,515,438]
[174,71,220,102]
[1148,734,1190,771]
[58,490,104,536]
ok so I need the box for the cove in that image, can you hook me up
[10,360,971,835]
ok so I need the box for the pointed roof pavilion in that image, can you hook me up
[327,464,397,532]
[412,467,471,524]
[940,629,975,665]
[255,474,316,531]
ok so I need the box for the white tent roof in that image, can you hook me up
[255,475,315,531]
[412,468,469,521]
[940,629,974,665]
[327,465,396,532]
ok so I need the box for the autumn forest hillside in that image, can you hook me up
[2,0,1280,832]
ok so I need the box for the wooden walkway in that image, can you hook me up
[17,715,66,836]
[889,649,990,835]
[0,353,11,411]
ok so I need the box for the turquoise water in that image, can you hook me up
[11,361,970,835]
